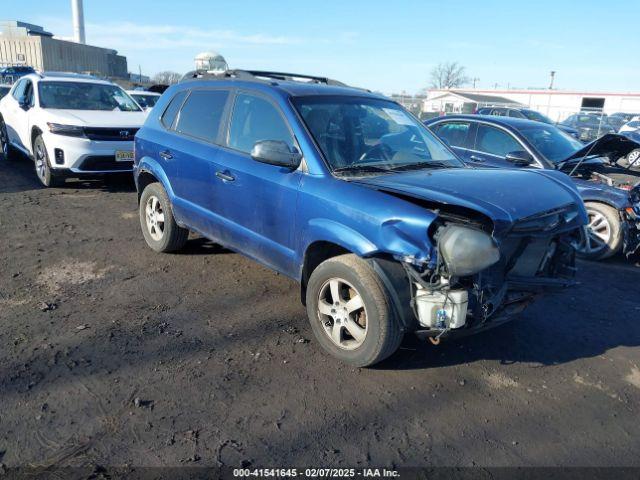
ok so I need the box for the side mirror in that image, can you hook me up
[251,140,302,169]
[505,150,534,167]
[19,97,30,110]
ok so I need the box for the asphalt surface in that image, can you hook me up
[1,155,640,469]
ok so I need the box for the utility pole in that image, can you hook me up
[472,77,480,88]
[549,71,556,90]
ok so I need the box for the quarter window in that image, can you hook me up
[175,90,229,142]
[228,93,294,154]
[475,125,523,157]
[160,91,187,129]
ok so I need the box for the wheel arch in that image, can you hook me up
[135,156,176,204]
[582,198,624,218]
[136,169,160,203]
[300,240,415,331]
[31,125,43,155]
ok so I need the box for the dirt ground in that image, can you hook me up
[1,156,640,469]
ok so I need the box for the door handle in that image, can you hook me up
[159,150,173,160]
[469,155,485,162]
[215,170,235,182]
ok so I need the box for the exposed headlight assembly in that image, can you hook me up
[437,225,500,277]
[47,123,85,137]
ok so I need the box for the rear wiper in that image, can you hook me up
[389,161,451,171]
[332,165,393,175]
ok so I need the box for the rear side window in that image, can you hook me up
[475,125,522,157]
[508,109,525,118]
[432,122,470,148]
[175,90,229,142]
[228,93,294,153]
[160,91,187,129]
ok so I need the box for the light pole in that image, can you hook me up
[549,71,556,90]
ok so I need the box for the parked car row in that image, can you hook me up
[1,68,639,367]
[476,106,640,146]
[476,107,581,139]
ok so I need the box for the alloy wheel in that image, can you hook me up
[317,277,367,350]
[574,210,612,255]
[628,149,640,167]
[145,195,166,241]
[34,141,48,182]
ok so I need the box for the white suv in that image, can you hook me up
[0,72,148,187]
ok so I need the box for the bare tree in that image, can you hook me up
[152,71,182,85]
[429,62,469,89]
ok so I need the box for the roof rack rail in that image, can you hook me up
[180,69,347,87]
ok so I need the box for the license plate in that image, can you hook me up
[115,150,134,162]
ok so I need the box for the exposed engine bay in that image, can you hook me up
[399,206,579,340]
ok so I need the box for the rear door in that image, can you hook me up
[155,88,232,238]
[211,90,302,275]
[469,123,526,168]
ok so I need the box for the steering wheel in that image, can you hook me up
[358,143,394,163]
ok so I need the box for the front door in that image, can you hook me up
[212,91,302,276]
[469,123,526,168]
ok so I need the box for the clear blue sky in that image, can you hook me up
[5,0,639,94]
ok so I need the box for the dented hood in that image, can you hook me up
[352,168,583,236]
[561,133,640,163]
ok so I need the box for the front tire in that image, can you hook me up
[33,135,63,187]
[574,203,622,261]
[139,182,188,252]
[305,254,403,367]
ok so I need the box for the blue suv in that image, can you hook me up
[134,70,586,367]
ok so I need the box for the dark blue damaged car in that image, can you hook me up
[425,115,640,261]
[133,70,587,367]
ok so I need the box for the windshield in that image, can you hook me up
[293,96,463,174]
[521,110,553,124]
[132,93,160,109]
[39,82,142,111]
[519,124,583,163]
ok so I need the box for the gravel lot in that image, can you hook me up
[1,156,639,469]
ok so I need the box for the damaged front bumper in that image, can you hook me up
[407,229,578,341]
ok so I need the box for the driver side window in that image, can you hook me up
[11,79,27,101]
[474,125,522,157]
[228,93,294,154]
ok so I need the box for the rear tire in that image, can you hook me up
[305,254,403,367]
[33,135,64,187]
[139,182,188,252]
[574,203,622,261]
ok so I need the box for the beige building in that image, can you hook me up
[0,21,127,79]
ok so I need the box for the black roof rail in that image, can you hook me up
[180,69,347,87]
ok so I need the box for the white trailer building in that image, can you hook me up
[424,88,640,123]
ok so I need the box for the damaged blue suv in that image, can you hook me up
[134,70,587,367]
